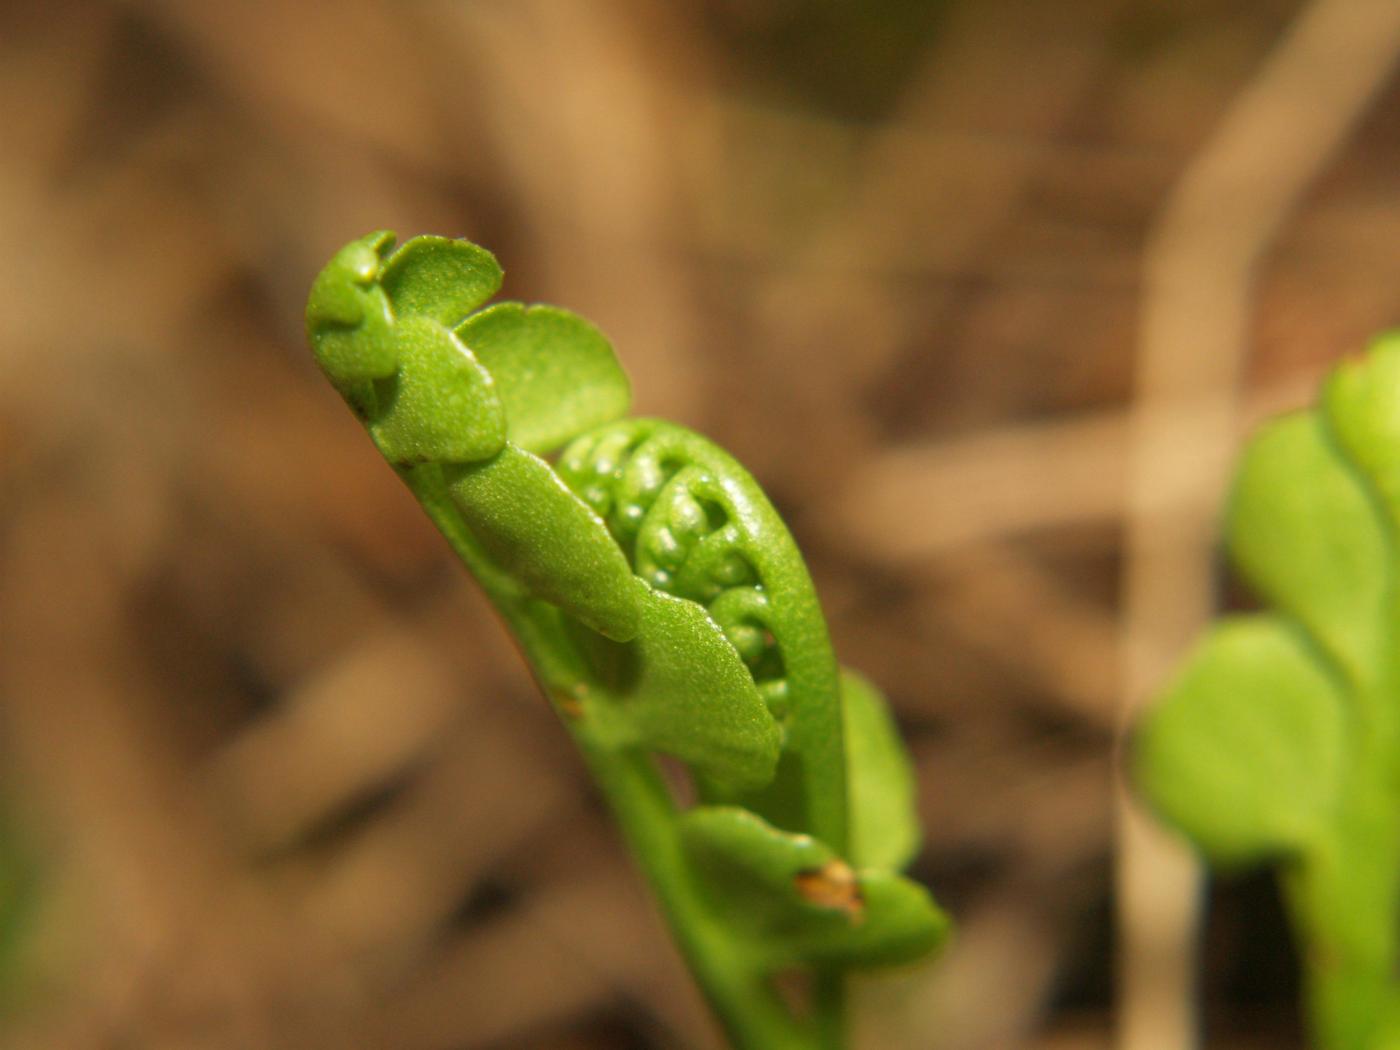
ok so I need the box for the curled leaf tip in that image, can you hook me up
[305,231,401,384]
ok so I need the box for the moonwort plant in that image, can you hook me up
[1137,332,1400,1050]
[305,232,948,1050]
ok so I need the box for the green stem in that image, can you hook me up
[1285,788,1400,1049]
[581,745,821,1050]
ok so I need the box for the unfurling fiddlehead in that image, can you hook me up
[306,231,947,1050]
[556,419,847,848]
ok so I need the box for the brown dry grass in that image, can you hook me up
[2,2,1397,1047]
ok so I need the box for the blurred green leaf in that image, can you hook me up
[456,303,631,454]
[842,669,919,871]
[1136,332,1400,1049]
[1136,616,1347,863]
[1226,412,1386,684]
[1325,332,1400,522]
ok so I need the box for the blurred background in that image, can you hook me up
[2,1,1399,1047]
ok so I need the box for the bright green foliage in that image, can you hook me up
[1136,332,1400,1050]
[1138,616,1346,863]
[306,232,946,1050]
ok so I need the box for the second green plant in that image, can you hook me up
[1138,333,1400,1049]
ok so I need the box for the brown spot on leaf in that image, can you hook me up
[551,683,587,719]
[794,859,864,921]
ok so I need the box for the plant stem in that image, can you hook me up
[1285,764,1400,1049]
[580,744,823,1050]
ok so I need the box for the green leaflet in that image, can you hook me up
[456,303,631,454]
[555,580,783,792]
[1135,332,1400,1050]
[1226,412,1387,686]
[446,445,640,640]
[305,231,398,384]
[306,232,945,1050]
[842,670,921,871]
[680,806,948,969]
[370,316,506,465]
[1136,616,1346,863]
[621,584,782,792]
[378,234,503,325]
